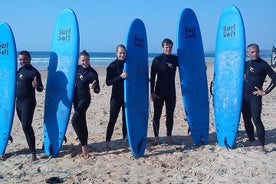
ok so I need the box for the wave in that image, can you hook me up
[27,50,273,70]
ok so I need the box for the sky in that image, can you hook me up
[1,0,275,53]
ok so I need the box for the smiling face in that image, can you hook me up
[247,45,260,61]
[19,53,31,67]
[116,46,126,61]
[162,43,173,55]
[161,38,174,55]
[79,55,90,68]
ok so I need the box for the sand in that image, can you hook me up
[1,62,275,184]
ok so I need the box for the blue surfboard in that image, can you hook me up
[124,18,148,158]
[0,23,17,156]
[43,8,79,156]
[214,5,245,148]
[177,9,209,145]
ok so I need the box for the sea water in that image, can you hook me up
[22,50,272,71]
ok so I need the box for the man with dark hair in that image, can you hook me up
[150,38,178,145]
[16,50,44,161]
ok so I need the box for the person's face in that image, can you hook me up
[79,55,90,68]
[19,54,31,67]
[116,47,126,61]
[162,43,173,55]
[247,47,260,61]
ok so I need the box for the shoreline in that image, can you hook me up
[2,62,275,183]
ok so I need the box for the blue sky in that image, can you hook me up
[1,0,275,53]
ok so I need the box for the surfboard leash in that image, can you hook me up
[209,79,214,107]
[9,135,13,143]
[224,137,231,150]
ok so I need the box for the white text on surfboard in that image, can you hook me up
[185,27,196,39]
[0,42,8,55]
[223,24,236,38]
[58,28,71,41]
[134,35,144,49]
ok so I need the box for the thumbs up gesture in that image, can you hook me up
[89,80,96,90]
[32,76,37,88]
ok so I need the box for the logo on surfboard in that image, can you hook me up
[0,42,9,55]
[134,35,145,49]
[185,27,196,39]
[223,24,236,38]
[58,28,71,41]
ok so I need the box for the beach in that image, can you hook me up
[1,62,275,184]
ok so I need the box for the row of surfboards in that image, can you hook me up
[0,5,246,158]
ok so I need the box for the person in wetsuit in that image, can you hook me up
[105,44,127,151]
[72,50,100,158]
[16,50,44,161]
[242,43,276,152]
[150,38,178,145]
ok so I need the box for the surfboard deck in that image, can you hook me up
[43,8,79,156]
[0,23,17,156]
[177,8,209,145]
[214,5,245,148]
[124,18,148,158]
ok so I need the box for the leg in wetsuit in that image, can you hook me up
[152,94,176,137]
[16,99,36,154]
[106,97,126,142]
[72,99,91,146]
[242,95,265,146]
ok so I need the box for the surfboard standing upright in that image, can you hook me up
[177,8,209,145]
[124,18,148,158]
[0,23,17,156]
[43,8,79,156]
[214,5,245,148]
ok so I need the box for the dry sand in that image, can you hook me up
[1,62,275,183]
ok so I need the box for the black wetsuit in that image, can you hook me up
[105,59,127,142]
[242,58,276,146]
[16,64,43,154]
[150,53,178,137]
[72,65,100,146]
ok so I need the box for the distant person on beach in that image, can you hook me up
[105,44,127,151]
[16,50,44,162]
[150,38,178,145]
[72,50,100,158]
[242,43,276,153]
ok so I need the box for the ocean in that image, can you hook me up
[27,50,273,71]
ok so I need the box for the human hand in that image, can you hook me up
[32,76,37,88]
[150,93,159,101]
[253,86,266,96]
[89,80,96,90]
[120,70,127,79]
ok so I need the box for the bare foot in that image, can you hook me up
[30,153,38,162]
[258,146,267,154]
[82,145,89,158]
[105,141,110,152]
[153,137,159,146]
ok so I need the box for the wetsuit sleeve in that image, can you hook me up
[106,63,123,86]
[264,66,276,95]
[93,75,100,94]
[150,58,158,93]
[176,55,179,67]
[265,81,276,94]
[35,72,44,92]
